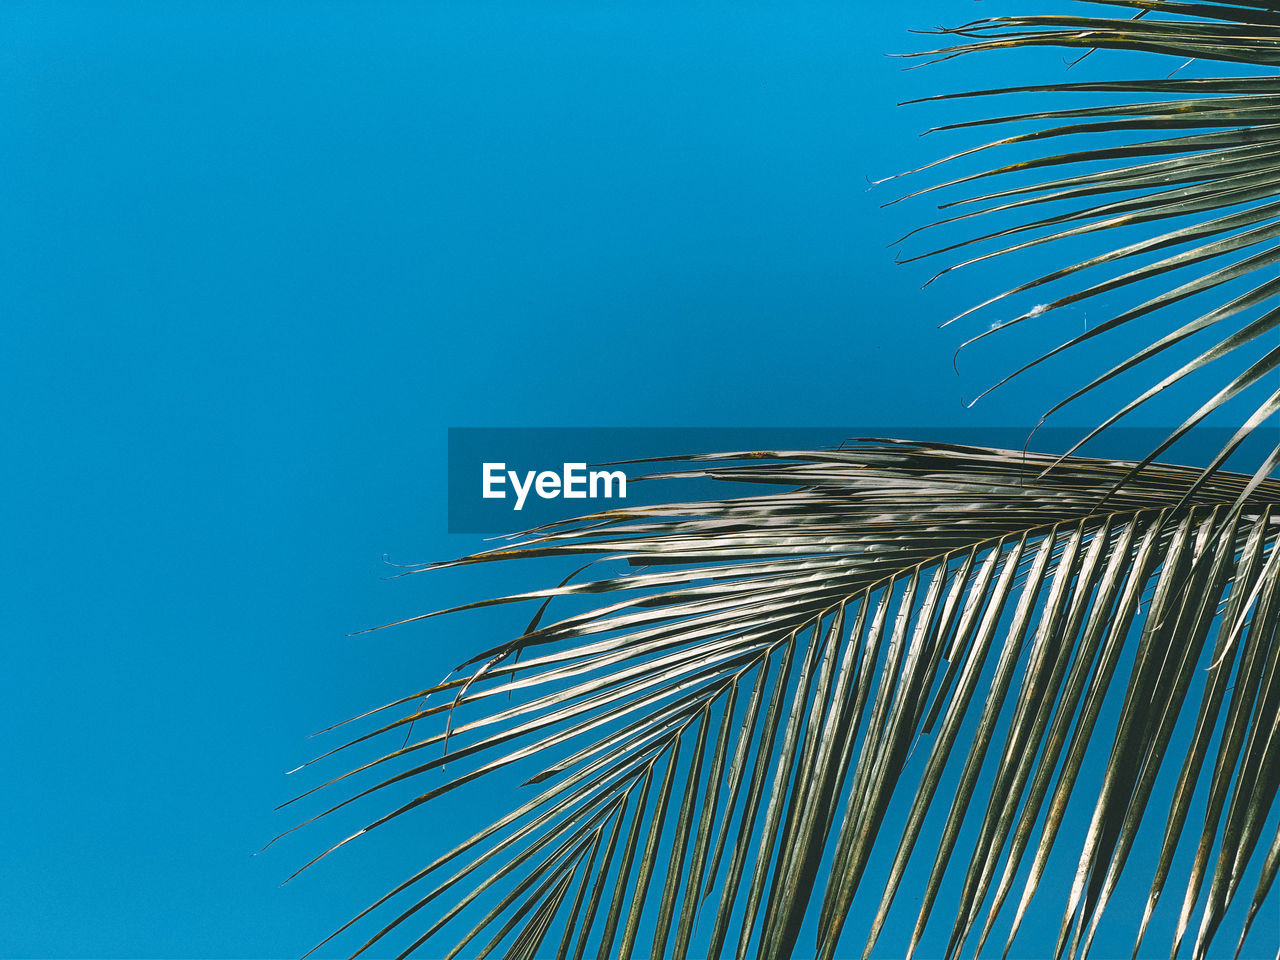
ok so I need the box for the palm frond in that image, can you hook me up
[901,0,1280,484]
[291,443,1280,959]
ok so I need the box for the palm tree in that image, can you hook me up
[283,2,1280,958]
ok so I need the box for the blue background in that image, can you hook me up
[2,1,1275,957]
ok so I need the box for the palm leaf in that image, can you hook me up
[899,0,1280,485]
[288,443,1280,959]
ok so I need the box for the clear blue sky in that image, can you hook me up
[1,1,1274,958]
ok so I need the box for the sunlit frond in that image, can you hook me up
[291,444,1280,960]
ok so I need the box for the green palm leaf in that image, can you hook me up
[289,444,1280,959]
[900,0,1280,484]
